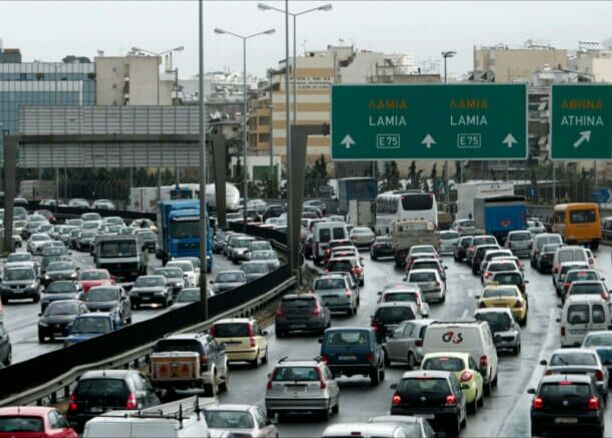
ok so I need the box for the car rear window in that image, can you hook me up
[409,272,436,282]
[570,283,604,295]
[510,232,531,241]
[483,287,518,298]
[325,330,368,347]
[76,378,128,398]
[319,229,332,243]
[383,292,417,303]
[413,262,439,271]
[441,232,459,240]
[315,278,346,290]
[272,367,319,381]
[550,352,597,366]
[493,273,522,285]
[540,382,590,398]
[559,250,587,264]
[422,356,465,372]
[0,416,44,432]
[327,261,351,271]
[475,312,512,331]
[374,306,415,323]
[567,272,598,282]
[570,209,596,224]
[397,378,449,396]
[488,263,517,272]
[567,304,589,324]
[474,237,496,246]
[154,339,202,353]
[212,323,250,338]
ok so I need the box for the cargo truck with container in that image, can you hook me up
[390,219,438,266]
[474,195,527,244]
[456,182,514,220]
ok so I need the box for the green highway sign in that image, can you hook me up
[550,84,612,160]
[330,84,527,161]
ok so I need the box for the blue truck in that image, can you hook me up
[156,200,213,272]
[474,195,527,244]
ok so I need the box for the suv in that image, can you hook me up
[265,357,340,420]
[454,235,473,263]
[210,318,269,367]
[530,233,563,268]
[1,265,41,304]
[371,302,419,343]
[320,327,385,386]
[312,274,359,316]
[528,374,604,437]
[390,370,467,436]
[275,294,331,337]
[67,369,160,432]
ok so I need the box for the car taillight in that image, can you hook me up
[460,371,473,382]
[514,300,523,308]
[375,244,381,249]
[545,370,553,376]
[435,281,440,288]
[485,272,492,278]
[325,248,331,254]
[508,242,512,248]
[595,370,604,381]
[445,395,457,406]
[392,395,402,405]
[561,326,566,336]
[479,302,486,308]
[366,352,374,363]
[532,397,544,410]
[201,355,209,364]
[553,265,559,273]
[210,326,217,336]
[352,266,362,273]
[321,354,329,364]
[68,393,78,411]
[315,367,327,389]
[371,319,379,331]
[345,289,352,298]
[126,393,137,410]
[602,291,609,301]
[479,355,488,368]
[415,339,423,347]
[276,304,285,317]
[564,282,571,290]
[588,396,600,410]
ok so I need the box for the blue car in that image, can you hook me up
[319,327,385,385]
[63,312,121,347]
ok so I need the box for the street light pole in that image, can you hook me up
[198,0,208,320]
[441,50,456,212]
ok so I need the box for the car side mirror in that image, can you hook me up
[317,338,323,344]
[389,383,398,390]
[539,360,547,366]
[602,278,606,282]
[474,295,480,299]
[556,317,561,322]
[262,330,268,336]
[527,388,536,395]
[524,280,529,284]
[434,432,448,438]
[444,266,448,270]
[377,291,382,295]
[38,312,42,317]
[209,280,215,284]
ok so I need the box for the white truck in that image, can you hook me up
[130,183,241,213]
[390,219,438,266]
[456,182,514,220]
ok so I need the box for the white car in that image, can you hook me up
[27,233,53,255]
[527,219,546,235]
[438,230,460,255]
[166,260,199,287]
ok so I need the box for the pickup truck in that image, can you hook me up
[390,219,438,267]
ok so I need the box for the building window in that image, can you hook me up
[19,73,26,80]
[112,83,117,89]
[259,116,270,126]
[112,100,118,106]
[35,73,44,80]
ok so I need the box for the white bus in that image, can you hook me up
[374,191,438,235]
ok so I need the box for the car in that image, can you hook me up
[130,218,157,232]
[68,198,89,208]
[536,243,563,273]
[530,233,564,268]
[172,287,214,308]
[325,256,365,286]
[421,352,484,414]
[1,265,41,304]
[504,230,533,258]
[263,204,285,221]
[370,236,394,260]
[75,230,97,252]
[153,267,187,295]
[40,280,85,312]
[349,226,376,247]
[367,415,438,438]
[528,374,604,438]
[560,295,610,348]
[245,240,273,258]
[466,235,498,266]
[5,251,40,274]
[320,327,385,385]
[208,317,269,368]
[212,230,228,254]
[561,269,605,300]
[489,270,529,295]
[265,357,339,420]
[405,269,446,303]
[565,281,609,306]
[407,258,447,283]
[166,259,199,288]
[27,232,53,255]
[312,274,359,316]
[474,308,521,354]
[42,261,79,287]
[377,283,429,317]
[41,247,71,273]
[240,261,270,281]
[64,312,122,347]
[371,302,420,343]
[77,269,115,293]
[582,331,612,380]
[248,250,280,271]
[454,235,473,263]
[390,370,467,436]
[585,248,596,268]
[274,293,331,337]
[552,245,589,280]
[203,404,277,438]
[38,299,90,343]
[471,244,500,275]
[0,406,77,438]
[555,261,591,296]
[304,199,327,214]
[85,285,132,325]
[540,348,609,399]
[227,235,255,264]
[322,422,414,438]
[452,218,476,236]
[438,230,459,255]
[383,319,437,368]
[476,285,527,326]
[527,219,546,235]
[66,369,160,432]
[0,323,11,366]
[129,275,172,308]
[479,248,513,274]
[481,259,521,285]
[330,245,361,260]
[211,270,247,294]
[406,245,440,269]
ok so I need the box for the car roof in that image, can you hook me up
[569,280,605,286]
[565,294,607,303]
[217,270,245,275]
[539,374,593,384]
[76,312,113,319]
[282,293,317,300]
[81,369,136,379]
[491,271,522,277]
[401,370,452,379]
[408,269,439,275]
[213,318,254,324]
[204,404,253,412]
[325,326,373,333]
[376,302,418,309]
[164,333,206,341]
[316,274,347,280]
[551,347,596,355]
[323,423,404,436]
[484,284,521,291]
[274,359,321,367]
[0,406,57,416]
[422,351,471,361]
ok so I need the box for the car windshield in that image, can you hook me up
[422,356,465,372]
[441,232,459,240]
[47,262,74,271]
[71,317,111,334]
[177,289,200,302]
[4,269,33,281]
[241,263,267,274]
[87,288,119,302]
[7,254,31,263]
[80,271,109,280]
[281,298,316,312]
[250,242,270,251]
[169,262,193,272]
[550,353,597,366]
[100,241,137,258]
[412,247,436,255]
[375,306,415,323]
[273,367,320,381]
[80,230,96,237]
[251,251,276,260]
[584,334,612,347]
[42,247,63,256]
[458,220,475,227]
[412,262,439,271]
[570,283,604,295]
[483,287,518,298]
[135,277,165,287]
[510,232,531,241]
[476,312,512,331]
[568,271,598,281]
[327,260,352,271]
[46,282,77,293]
[543,244,562,253]
[47,302,79,316]
[0,416,44,433]
[315,278,346,290]
[204,411,253,429]
[76,378,127,397]
[155,268,183,278]
[216,272,245,283]
[409,272,436,282]
[30,234,50,241]
[325,330,368,347]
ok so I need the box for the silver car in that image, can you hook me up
[452,218,476,236]
[438,230,459,255]
[203,404,277,437]
[250,250,281,271]
[383,319,437,367]
[504,230,533,258]
[349,226,376,247]
[313,274,359,315]
[474,308,521,354]
[265,358,340,420]
[405,269,445,303]
[378,283,430,317]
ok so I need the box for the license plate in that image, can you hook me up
[415,414,435,420]
[141,296,151,301]
[570,329,586,335]
[12,290,23,294]
[89,407,103,413]
[555,418,578,424]
[292,324,307,328]
[339,355,356,360]
[286,385,306,392]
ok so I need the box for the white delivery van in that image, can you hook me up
[313,221,348,265]
[421,321,498,394]
[83,396,214,438]
[559,295,610,348]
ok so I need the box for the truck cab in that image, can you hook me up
[94,235,147,281]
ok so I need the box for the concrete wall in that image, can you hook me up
[474,47,567,83]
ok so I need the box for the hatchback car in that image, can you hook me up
[240,261,270,281]
[368,415,438,438]
[265,357,340,420]
[471,244,500,275]
[27,233,53,255]
[78,269,114,293]
[454,235,473,263]
[377,283,429,317]
[0,406,77,438]
[407,258,447,283]
[370,236,395,260]
[325,256,364,286]
[405,269,446,303]
[275,294,331,337]
[85,286,132,325]
[38,299,90,343]
[63,312,121,347]
[555,261,591,296]
[482,260,521,285]
[474,308,521,354]
[203,404,277,438]
[250,250,281,271]
[561,270,605,299]
[490,271,529,295]
[1,265,41,304]
[536,243,563,273]
[371,302,419,343]
[467,235,498,266]
[476,285,527,326]
[504,230,533,258]
[43,261,79,287]
[153,267,186,295]
[438,231,460,255]
[40,281,84,312]
[211,270,247,294]
[129,275,172,308]
[313,274,359,315]
[383,319,437,367]
[210,318,269,367]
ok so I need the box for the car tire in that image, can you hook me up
[126,316,132,324]
[449,415,461,437]
[484,379,492,396]
[460,412,467,429]
[332,400,339,414]
[219,371,229,393]
[262,347,269,364]
[513,341,521,355]
[383,349,391,367]
[1,295,7,305]
[407,352,416,370]
[359,279,364,287]
[468,397,477,414]
[370,367,381,386]
[32,290,40,304]
[38,332,45,343]
[477,392,484,408]
[251,350,261,368]
[492,372,498,387]
[519,316,527,327]
[320,407,331,421]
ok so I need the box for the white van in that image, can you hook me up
[559,295,610,347]
[552,246,587,278]
[313,221,348,265]
[421,321,498,393]
[83,396,213,438]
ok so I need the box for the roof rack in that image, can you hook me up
[110,396,207,429]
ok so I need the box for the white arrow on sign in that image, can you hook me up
[340,134,355,149]
[502,133,517,148]
[421,133,436,149]
[573,130,591,148]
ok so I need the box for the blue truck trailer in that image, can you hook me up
[474,195,527,244]
[156,199,213,272]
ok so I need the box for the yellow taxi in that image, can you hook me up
[421,352,484,413]
[210,318,269,367]
[476,285,527,326]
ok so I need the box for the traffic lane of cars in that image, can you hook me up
[2,251,236,364]
[217,245,612,437]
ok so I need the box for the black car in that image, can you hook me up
[41,248,71,273]
[390,370,467,436]
[213,230,227,254]
[454,236,473,263]
[85,286,132,325]
[0,322,11,366]
[275,293,331,337]
[528,374,604,437]
[130,275,172,308]
[67,369,160,432]
[38,299,89,343]
[370,236,394,260]
[1,266,41,304]
[43,261,79,287]
[371,302,418,343]
[471,244,500,275]
[40,280,85,312]
[537,243,563,273]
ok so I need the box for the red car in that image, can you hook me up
[0,406,77,438]
[78,269,115,293]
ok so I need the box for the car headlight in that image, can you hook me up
[44,275,50,280]
[38,321,49,327]
[29,282,37,289]
[70,273,77,278]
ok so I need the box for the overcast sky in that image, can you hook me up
[2,1,612,79]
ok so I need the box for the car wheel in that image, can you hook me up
[492,372,498,387]
[484,379,492,396]
[460,411,467,429]
[369,367,381,386]
[126,316,132,325]
[359,279,364,287]
[38,332,45,343]
[468,397,477,414]
[32,290,40,304]
[383,349,390,367]
[262,347,269,364]
[0,295,7,305]
[320,407,331,421]
[477,392,484,408]
[407,352,416,370]
[332,400,339,414]
[219,371,229,393]
[449,415,461,437]
[513,341,521,355]
[519,316,527,327]
[251,350,261,368]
